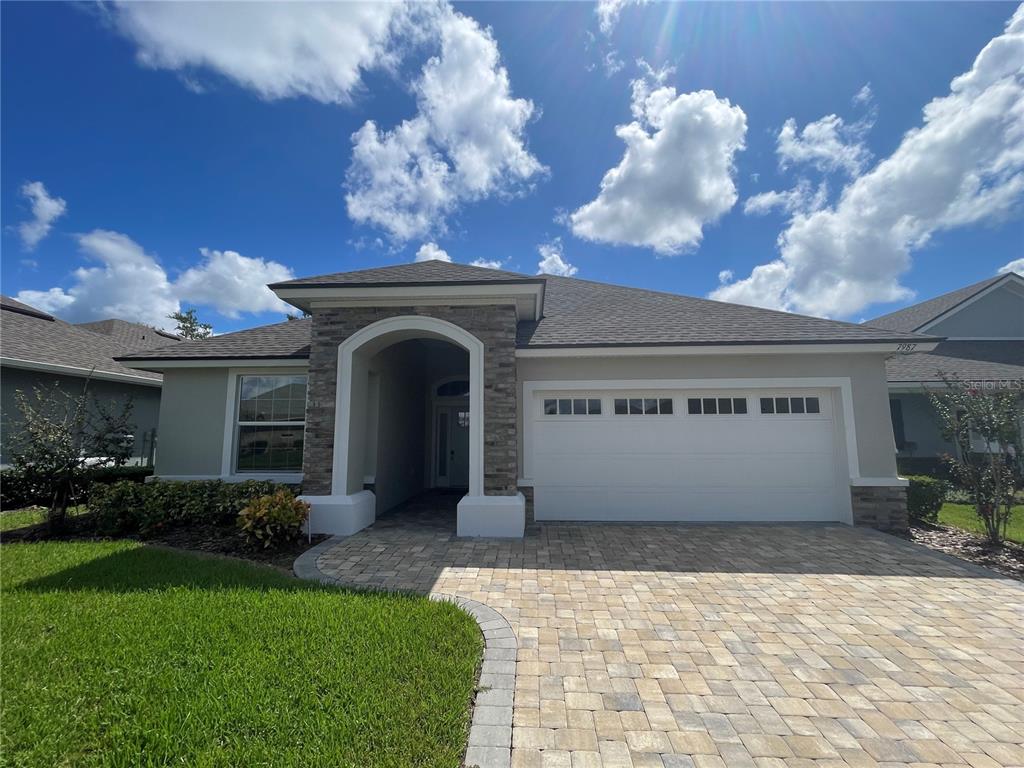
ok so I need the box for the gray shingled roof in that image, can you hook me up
[271,259,543,287]
[77,319,181,349]
[886,341,1024,384]
[121,263,933,362]
[120,318,312,361]
[516,275,929,347]
[865,274,1009,332]
[0,296,174,382]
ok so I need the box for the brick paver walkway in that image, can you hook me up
[311,500,1024,768]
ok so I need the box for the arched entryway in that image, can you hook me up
[332,315,485,505]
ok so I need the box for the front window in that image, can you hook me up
[235,374,307,473]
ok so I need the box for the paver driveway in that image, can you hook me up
[308,505,1024,768]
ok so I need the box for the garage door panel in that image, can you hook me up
[535,486,835,522]
[534,452,835,489]
[530,387,844,522]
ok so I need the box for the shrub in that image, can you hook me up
[90,479,293,536]
[1,469,38,511]
[237,490,310,549]
[906,475,949,524]
[0,466,153,512]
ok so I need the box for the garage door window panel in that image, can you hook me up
[688,397,747,415]
[543,398,602,416]
[760,396,822,416]
[615,397,673,415]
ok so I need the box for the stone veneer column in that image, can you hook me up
[301,304,519,498]
[850,485,909,533]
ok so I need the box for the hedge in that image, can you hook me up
[90,479,294,536]
[0,466,153,511]
[906,474,949,524]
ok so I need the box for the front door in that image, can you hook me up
[435,405,470,488]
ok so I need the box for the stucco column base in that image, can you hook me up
[301,490,376,536]
[457,493,526,538]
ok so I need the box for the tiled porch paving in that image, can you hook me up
[311,511,1024,768]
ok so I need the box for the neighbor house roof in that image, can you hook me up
[77,319,181,349]
[886,341,1024,384]
[120,261,933,363]
[865,274,1010,333]
[0,296,180,384]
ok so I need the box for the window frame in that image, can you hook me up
[231,372,308,476]
[542,397,602,416]
[613,396,674,415]
[686,396,748,416]
[759,395,823,416]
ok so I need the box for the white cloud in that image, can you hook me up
[174,248,294,318]
[537,238,578,276]
[415,242,451,262]
[470,258,505,269]
[776,114,872,176]
[717,269,734,283]
[713,5,1024,318]
[17,230,180,329]
[852,83,873,106]
[16,230,296,329]
[111,2,422,104]
[17,181,67,250]
[345,6,545,241]
[596,0,647,35]
[569,69,747,255]
[998,256,1024,274]
[111,2,543,243]
[743,179,828,217]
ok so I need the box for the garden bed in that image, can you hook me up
[908,521,1024,581]
[0,507,326,571]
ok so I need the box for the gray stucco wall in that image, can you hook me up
[153,368,228,476]
[1,366,162,466]
[926,283,1024,338]
[516,351,899,480]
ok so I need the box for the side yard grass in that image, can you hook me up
[1,541,482,768]
[939,502,1024,544]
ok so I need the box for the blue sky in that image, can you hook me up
[2,1,1022,333]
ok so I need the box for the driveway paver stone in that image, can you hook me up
[308,509,1024,768]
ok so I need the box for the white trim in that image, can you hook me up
[121,358,309,370]
[332,315,485,498]
[521,377,862,482]
[457,492,526,537]
[273,283,544,321]
[2,356,163,386]
[916,273,1024,333]
[220,367,310,479]
[936,337,1024,341]
[515,342,936,358]
[852,476,910,487]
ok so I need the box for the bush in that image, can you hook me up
[0,466,153,511]
[237,490,310,549]
[90,479,293,536]
[906,475,949,523]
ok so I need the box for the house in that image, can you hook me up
[118,260,935,537]
[0,296,181,466]
[865,272,1024,475]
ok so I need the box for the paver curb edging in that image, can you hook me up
[293,536,516,768]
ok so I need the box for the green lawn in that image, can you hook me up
[1,541,482,767]
[0,505,88,533]
[939,502,1024,544]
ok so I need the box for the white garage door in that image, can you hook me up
[529,388,846,522]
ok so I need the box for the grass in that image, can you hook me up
[938,502,1024,544]
[1,541,483,767]
[0,505,88,533]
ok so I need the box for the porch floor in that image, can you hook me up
[373,489,463,534]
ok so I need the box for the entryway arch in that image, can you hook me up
[331,315,485,498]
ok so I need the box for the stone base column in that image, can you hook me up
[851,484,909,533]
[301,491,376,536]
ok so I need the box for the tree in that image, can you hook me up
[169,307,213,340]
[929,376,1023,544]
[7,381,136,532]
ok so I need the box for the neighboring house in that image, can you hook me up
[119,260,934,537]
[0,296,181,466]
[865,272,1024,475]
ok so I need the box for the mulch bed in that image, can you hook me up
[907,522,1024,581]
[1,511,326,573]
